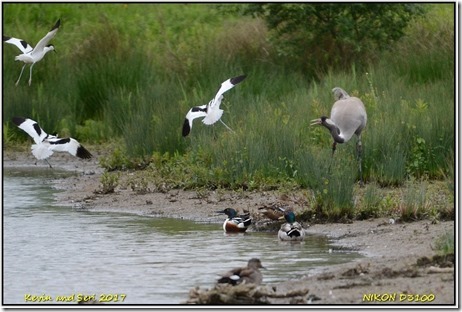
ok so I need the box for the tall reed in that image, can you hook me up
[3,3,454,217]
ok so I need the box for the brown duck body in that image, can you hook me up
[223,219,250,233]
[217,208,252,233]
[217,258,265,285]
[258,205,285,221]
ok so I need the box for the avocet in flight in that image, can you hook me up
[182,75,246,137]
[12,116,92,168]
[3,19,61,86]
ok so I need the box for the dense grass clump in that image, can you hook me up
[3,3,454,222]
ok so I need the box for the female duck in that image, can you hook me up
[217,208,251,233]
[278,211,305,241]
[217,258,265,285]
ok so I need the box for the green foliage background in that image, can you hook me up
[3,3,455,219]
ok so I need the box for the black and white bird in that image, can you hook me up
[310,87,367,184]
[12,117,92,168]
[182,75,246,137]
[3,19,61,86]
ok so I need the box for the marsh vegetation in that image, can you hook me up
[3,3,454,222]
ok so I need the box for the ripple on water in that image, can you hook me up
[3,170,361,304]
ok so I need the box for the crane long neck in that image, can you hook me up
[321,119,345,143]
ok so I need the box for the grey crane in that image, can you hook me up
[310,87,367,185]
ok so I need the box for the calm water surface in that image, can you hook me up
[3,167,360,305]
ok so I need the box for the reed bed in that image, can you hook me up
[3,3,454,221]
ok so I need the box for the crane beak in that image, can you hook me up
[310,118,321,126]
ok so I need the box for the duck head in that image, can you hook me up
[216,208,237,218]
[247,258,265,270]
[279,211,296,224]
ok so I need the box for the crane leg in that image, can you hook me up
[15,64,26,86]
[331,142,337,156]
[327,141,337,176]
[356,137,364,187]
[45,159,53,168]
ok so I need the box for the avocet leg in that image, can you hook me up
[28,63,35,86]
[220,120,235,133]
[15,64,26,86]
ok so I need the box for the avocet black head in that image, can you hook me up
[3,18,61,86]
[310,87,367,185]
[46,44,56,52]
[12,116,92,168]
[182,105,207,137]
[182,75,246,137]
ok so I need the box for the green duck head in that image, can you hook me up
[216,208,237,218]
[284,211,296,224]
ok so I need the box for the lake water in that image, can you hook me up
[3,167,360,305]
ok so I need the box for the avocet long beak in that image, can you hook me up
[310,118,321,126]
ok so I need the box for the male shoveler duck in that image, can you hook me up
[217,208,251,233]
[278,211,305,241]
[217,258,265,285]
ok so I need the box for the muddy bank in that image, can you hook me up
[3,149,455,305]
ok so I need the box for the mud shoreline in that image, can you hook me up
[3,149,455,305]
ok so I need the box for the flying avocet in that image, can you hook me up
[182,75,246,137]
[12,116,92,168]
[3,19,61,86]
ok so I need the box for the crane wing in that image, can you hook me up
[332,87,350,101]
[330,97,366,142]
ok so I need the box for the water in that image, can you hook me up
[3,167,360,305]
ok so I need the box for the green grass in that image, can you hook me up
[3,3,454,222]
[434,230,455,256]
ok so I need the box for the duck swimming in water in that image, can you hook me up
[278,210,305,241]
[216,208,251,233]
